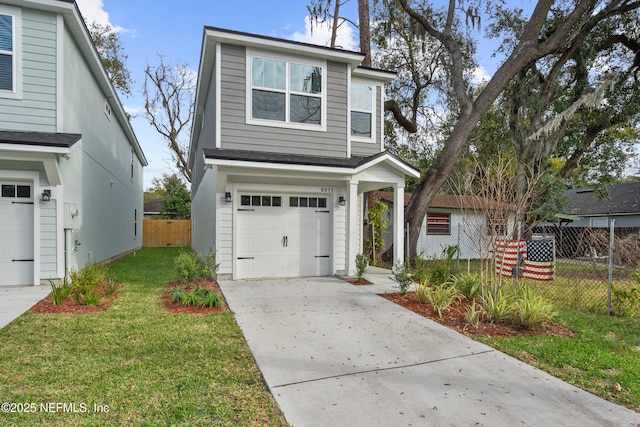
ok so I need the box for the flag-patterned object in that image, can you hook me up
[523,239,555,281]
[494,239,526,277]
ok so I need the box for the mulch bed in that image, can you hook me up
[380,292,576,338]
[162,280,229,314]
[30,282,121,314]
[346,278,373,286]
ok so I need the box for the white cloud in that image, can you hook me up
[471,65,491,85]
[290,17,357,51]
[75,0,126,33]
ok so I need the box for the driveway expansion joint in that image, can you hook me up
[271,349,496,389]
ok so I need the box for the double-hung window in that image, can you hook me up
[250,54,324,128]
[0,6,20,97]
[351,84,373,138]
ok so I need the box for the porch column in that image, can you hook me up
[393,184,405,264]
[345,180,359,276]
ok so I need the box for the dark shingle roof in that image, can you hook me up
[563,182,640,216]
[203,148,415,170]
[0,131,81,148]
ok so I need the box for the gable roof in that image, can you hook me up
[378,192,514,211]
[6,0,147,166]
[189,26,397,169]
[563,182,640,216]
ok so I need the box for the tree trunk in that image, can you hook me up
[330,0,340,47]
[358,0,371,67]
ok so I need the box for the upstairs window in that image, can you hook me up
[249,54,324,128]
[0,12,14,92]
[351,84,373,138]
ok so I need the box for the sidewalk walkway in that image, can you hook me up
[0,285,50,330]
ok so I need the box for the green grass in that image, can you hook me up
[0,248,287,426]
[478,309,640,413]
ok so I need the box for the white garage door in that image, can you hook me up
[237,193,332,279]
[0,183,34,285]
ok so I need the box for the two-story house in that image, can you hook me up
[189,27,419,279]
[0,0,147,286]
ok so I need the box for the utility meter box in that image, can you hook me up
[64,202,80,229]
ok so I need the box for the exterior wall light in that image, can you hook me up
[225,192,232,203]
[338,196,346,206]
[42,189,51,201]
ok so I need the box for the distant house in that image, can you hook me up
[188,27,419,279]
[378,192,514,260]
[143,199,164,219]
[0,0,147,286]
[562,182,640,229]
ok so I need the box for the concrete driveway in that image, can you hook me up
[219,276,640,427]
[0,285,50,330]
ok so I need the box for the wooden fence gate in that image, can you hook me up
[143,219,191,247]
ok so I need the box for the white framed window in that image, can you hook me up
[351,83,373,139]
[247,51,326,131]
[0,5,21,99]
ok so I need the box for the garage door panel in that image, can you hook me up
[0,192,34,285]
[236,193,332,279]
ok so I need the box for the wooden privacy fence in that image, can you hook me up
[143,219,191,247]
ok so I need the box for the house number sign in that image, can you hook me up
[320,187,335,193]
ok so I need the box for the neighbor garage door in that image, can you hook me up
[237,193,332,279]
[0,183,34,285]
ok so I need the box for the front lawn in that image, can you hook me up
[477,309,640,412]
[0,248,287,426]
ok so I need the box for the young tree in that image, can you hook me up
[147,173,191,219]
[86,21,133,96]
[143,55,196,183]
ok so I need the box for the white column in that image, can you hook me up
[393,184,405,264]
[345,180,359,276]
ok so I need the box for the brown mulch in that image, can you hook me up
[30,282,121,314]
[346,278,373,286]
[379,292,576,338]
[162,280,229,314]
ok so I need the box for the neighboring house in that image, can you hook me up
[143,199,164,219]
[562,182,640,229]
[0,0,147,286]
[378,192,514,260]
[189,27,419,279]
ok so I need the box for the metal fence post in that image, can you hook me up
[608,219,615,316]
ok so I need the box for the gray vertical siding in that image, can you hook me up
[0,9,57,131]
[192,63,218,191]
[218,44,349,158]
[39,200,57,278]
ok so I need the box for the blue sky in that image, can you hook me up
[76,0,363,189]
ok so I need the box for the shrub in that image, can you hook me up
[451,273,483,301]
[465,300,482,327]
[481,290,515,324]
[355,254,369,281]
[69,262,108,306]
[415,280,431,304]
[513,288,557,330]
[49,279,72,305]
[391,261,413,295]
[424,283,461,320]
[170,285,225,309]
[174,251,205,282]
[174,250,221,282]
[412,255,430,283]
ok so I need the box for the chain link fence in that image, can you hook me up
[416,221,640,317]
